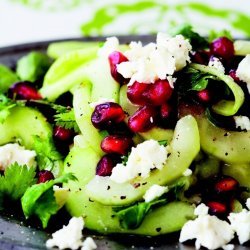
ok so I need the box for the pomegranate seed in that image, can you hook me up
[91,102,125,129]
[127,81,149,106]
[191,50,210,65]
[210,37,234,61]
[229,69,240,83]
[101,135,133,155]
[54,126,74,141]
[96,154,119,176]
[197,89,211,103]
[108,51,128,84]
[37,170,54,184]
[128,106,157,133]
[160,103,172,119]
[207,201,227,214]
[9,81,42,100]
[145,80,173,106]
[214,176,239,193]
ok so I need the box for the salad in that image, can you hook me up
[0,26,250,249]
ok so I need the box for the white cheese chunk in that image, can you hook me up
[208,57,225,73]
[110,139,168,183]
[0,143,36,171]
[81,237,97,250]
[117,33,192,85]
[228,199,250,245]
[236,55,250,93]
[234,115,250,130]
[143,184,168,203]
[98,37,120,58]
[179,204,234,250]
[46,217,84,250]
[182,168,192,177]
[222,244,234,250]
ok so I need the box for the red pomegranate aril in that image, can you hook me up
[10,81,42,100]
[210,37,234,61]
[214,176,239,193]
[96,155,118,176]
[128,106,157,133]
[191,50,210,65]
[145,79,173,106]
[207,201,227,214]
[197,89,211,103]
[37,170,54,184]
[127,81,149,105]
[108,51,128,84]
[54,126,74,141]
[160,103,172,119]
[229,69,240,83]
[101,135,133,155]
[91,102,125,129]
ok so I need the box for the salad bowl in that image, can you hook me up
[0,32,249,250]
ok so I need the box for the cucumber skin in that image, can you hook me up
[64,146,194,235]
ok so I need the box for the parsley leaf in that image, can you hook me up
[21,173,77,228]
[158,140,168,146]
[0,163,37,208]
[114,199,166,229]
[54,109,80,133]
[208,29,232,43]
[33,135,63,171]
[0,95,17,123]
[0,64,19,93]
[171,24,208,50]
[185,68,218,91]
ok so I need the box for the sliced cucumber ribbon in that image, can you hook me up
[190,63,245,116]
[234,40,250,56]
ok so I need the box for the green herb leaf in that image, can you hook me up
[16,52,52,82]
[185,67,218,91]
[0,65,19,93]
[208,30,232,43]
[0,94,17,123]
[33,135,63,171]
[158,140,168,146]
[54,109,80,133]
[21,173,77,228]
[115,199,166,229]
[171,24,208,50]
[0,163,37,208]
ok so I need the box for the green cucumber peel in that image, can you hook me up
[190,63,244,116]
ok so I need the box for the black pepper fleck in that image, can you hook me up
[120,196,126,200]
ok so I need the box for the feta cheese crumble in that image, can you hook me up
[117,33,192,85]
[228,198,250,244]
[81,237,97,250]
[97,37,119,58]
[143,184,168,203]
[182,168,192,177]
[208,57,225,73]
[0,143,36,171]
[236,55,250,93]
[179,204,234,250]
[110,139,168,183]
[46,217,84,250]
[234,115,250,130]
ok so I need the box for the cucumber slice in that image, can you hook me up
[234,40,250,56]
[199,115,250,163]
[64,146,194,235]
[40,47,98,101]
[86,115,200,206]
[222,163,250,188]
[73,83,103,155]
[0,106,52,148]
[47,41,102,59]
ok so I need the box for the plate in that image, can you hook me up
[0,37,249,250]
